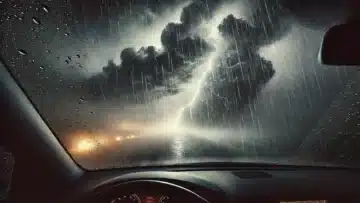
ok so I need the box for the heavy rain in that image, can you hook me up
[1,0,360,169]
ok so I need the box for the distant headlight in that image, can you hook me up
[76,138,96,153]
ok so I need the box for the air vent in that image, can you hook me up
[232,171,272,179]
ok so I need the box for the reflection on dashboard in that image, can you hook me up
[110,194,170,203]
[110,194,141,203]
[158,196,169,203]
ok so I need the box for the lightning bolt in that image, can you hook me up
[174,50,221,124]
[173,5,238,126]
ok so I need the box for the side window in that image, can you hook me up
[0,147,14,201]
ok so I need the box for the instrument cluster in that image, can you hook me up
[91,180,209,203]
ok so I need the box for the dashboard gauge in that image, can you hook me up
[158,196,170,203]
[111,194,141,203]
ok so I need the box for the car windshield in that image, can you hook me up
[1,0,359,169]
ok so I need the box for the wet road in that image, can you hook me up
[72,125,310,169]
[73,132,261,169]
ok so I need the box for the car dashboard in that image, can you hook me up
[69,167,360,203]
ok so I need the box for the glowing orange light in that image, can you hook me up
[76,139,96,152]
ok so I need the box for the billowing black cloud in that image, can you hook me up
[161,23,215,58]
[180,0,294,127]
[86,0,291,113]
[218,15,257,47]
[87,0,221,99]
[180,0,220,27]
[160,0,223,57]
[87,46,184,99]
[218,1,291,49]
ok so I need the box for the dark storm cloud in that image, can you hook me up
[160,0,222,56]
[87,46,184,98]
[86,0,291,106]
[160,0,227,56]
[181,0,295,127]
[161,22,215,58]
[87,0,221,99]
[179,0,221,26]
[218,0,291,49]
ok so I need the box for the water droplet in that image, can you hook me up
[76,54,80,58]
[0,0,3,4]
[67,56,72,61]
[42,5,49,13]
[18,16,23,20]
[18,49,27,56]
[64,32,69,36]
[32,17,41,25]
[56,56,60,59]
[65,60,70,64]
[89,111,94,115]
[39,66,44,70]
[56,27,60,31]
[78,97,85,104]
[46,49,51,53]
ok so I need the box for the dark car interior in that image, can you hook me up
[2,0,360,203]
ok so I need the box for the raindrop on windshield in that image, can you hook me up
[78,98,85,104]
[42,5,49,13]
[0,1,3,4]
[64,32,70,36]
[65,60,70,64]
[32,17,41,25]
[76,54,80,58]
[39,66,44,70]
[18,49,27,56]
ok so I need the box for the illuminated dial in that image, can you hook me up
[158,196,170,203]
[111,194,141,203]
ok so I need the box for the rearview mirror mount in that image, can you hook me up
[320,22,360,66]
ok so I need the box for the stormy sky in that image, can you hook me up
[2,0,360,166]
